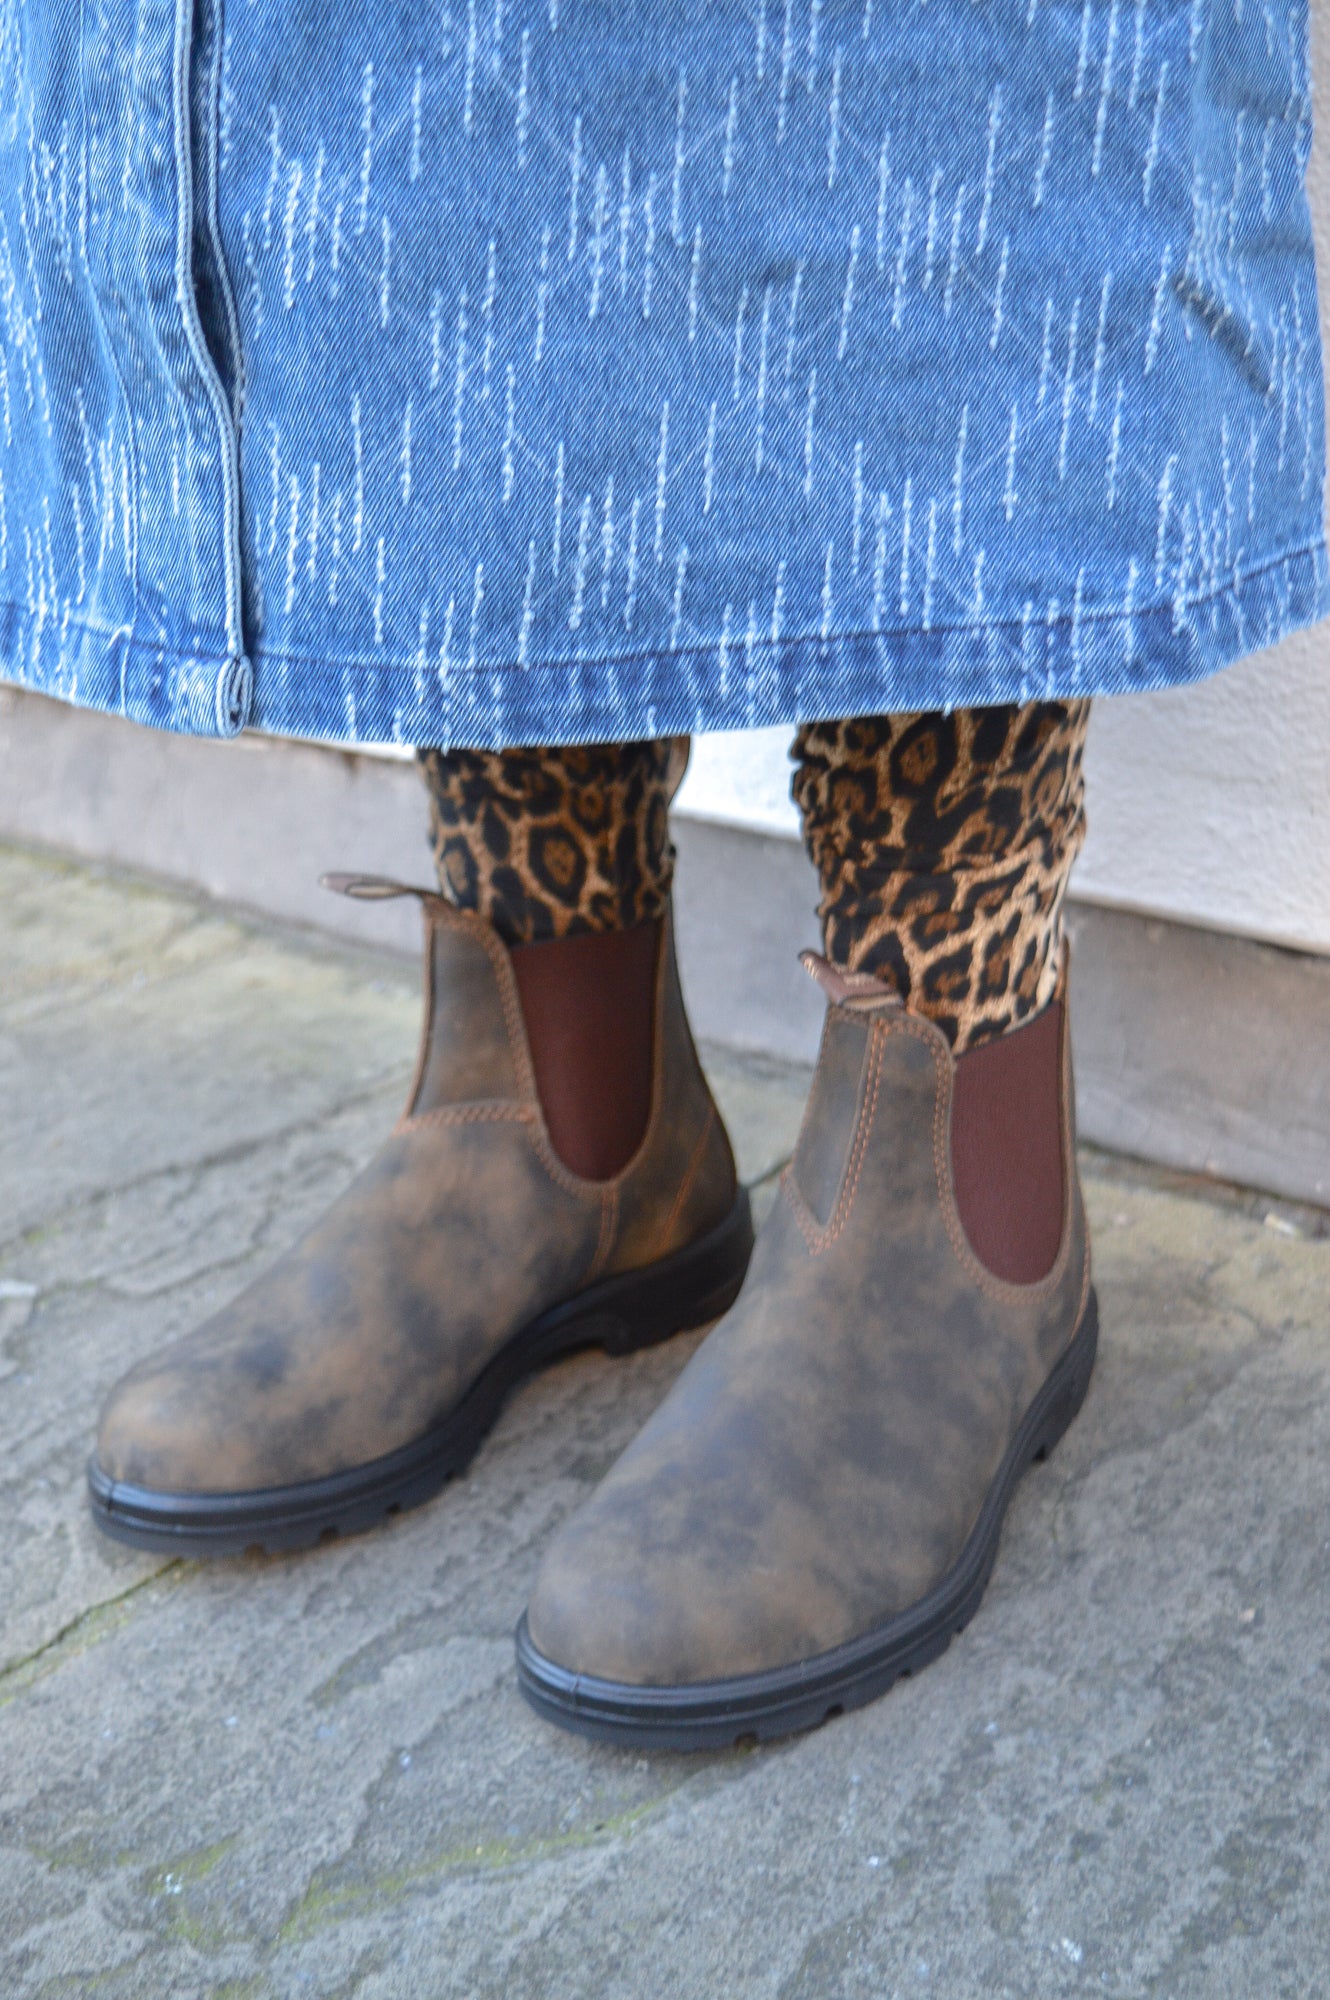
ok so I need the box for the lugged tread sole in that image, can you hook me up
[515,1288,1099,1751]
[87,1188,754,1559]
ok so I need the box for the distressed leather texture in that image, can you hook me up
[526,985,1092,1687]
[94,898,737,1495]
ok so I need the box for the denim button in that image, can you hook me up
[214,656,253,737]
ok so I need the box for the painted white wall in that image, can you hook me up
[674,629,1330,956]
[677,2,1330,959]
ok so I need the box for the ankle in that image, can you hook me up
[510,922,659,1181]
[950,1002,1066,1285]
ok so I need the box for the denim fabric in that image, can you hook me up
[1,1,1326,748]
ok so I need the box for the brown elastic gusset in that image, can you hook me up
[950,999,1066,1286]
[510,920,660,1182]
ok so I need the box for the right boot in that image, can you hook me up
[87,875,751,1556]
[517,956,1095,1748]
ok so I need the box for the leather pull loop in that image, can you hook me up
[320,872,447,908]
[799,950,904,1014]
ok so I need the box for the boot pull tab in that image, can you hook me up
[321,871,447,908]
[799,950,904,1014]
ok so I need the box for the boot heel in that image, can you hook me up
[1031,1290,1099,1463]
[593,1189,755,1356]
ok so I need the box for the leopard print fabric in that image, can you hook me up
[419,705,1087,1048]
[791,702,1090,1052]
[418,736,690,945]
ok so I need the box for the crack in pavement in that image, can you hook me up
[0,1076,413,1267]
[273,1783,703,1949]
[0,1562,186,1706]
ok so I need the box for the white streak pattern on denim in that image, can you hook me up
[0,0,1326,745]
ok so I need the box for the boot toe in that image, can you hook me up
[92,1337,312,1496]
[526,1471,847,1689]
[92,1303,346,1498]
[527,1513,666,1686]
[95,1358,231,1495]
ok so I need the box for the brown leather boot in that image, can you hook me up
[517,954,1096,1748]
[88,876,751,1555]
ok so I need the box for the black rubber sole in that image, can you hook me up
[515,1288,1099,1751]
[87,1188,754,1559]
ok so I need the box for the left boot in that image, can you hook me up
[517,955,1097,1749]
[88,878,749,1555]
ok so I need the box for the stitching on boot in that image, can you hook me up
[782,1018,886,1257]
[396,1101,536,1135]
[526,1124,617,1200]
[783,1007,1087,1313]
[400,910,440,1119]
[826,1019,886,1243]
[444,904,610,1203]
[586,1184,620,1284]
[475,919,540,1101]
[659,1100,718,1254]
[409,899,543,1111]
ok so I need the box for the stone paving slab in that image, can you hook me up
[1,845,1328,2000]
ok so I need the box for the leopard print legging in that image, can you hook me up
[418,700,1089,1053]
[418,735,691,943]
[793,702,1090,1048]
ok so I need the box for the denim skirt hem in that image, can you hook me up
[4,531,1325,751]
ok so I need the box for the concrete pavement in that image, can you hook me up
[1,843,1328,2000]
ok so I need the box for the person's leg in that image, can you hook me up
[88,736,750,1556]
[792,702,1089,1283]
[791,702,1089,1052]
[418,737,688,1179]
[520,702,1097,1748]
[419,737,690,946]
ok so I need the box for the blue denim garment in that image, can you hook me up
[1,1,1326,748]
